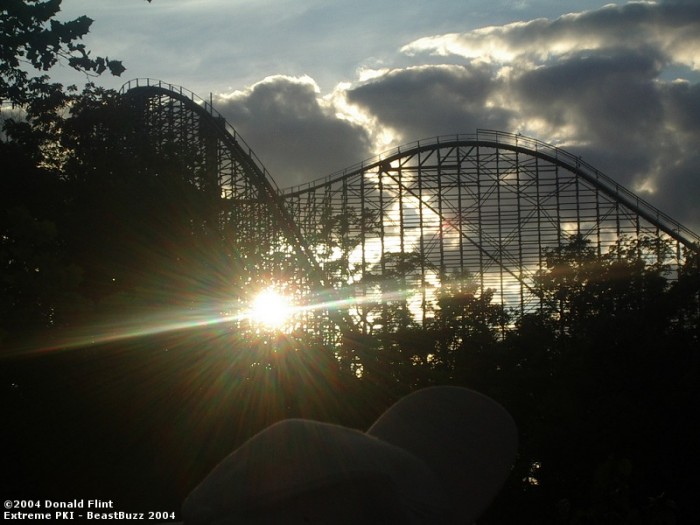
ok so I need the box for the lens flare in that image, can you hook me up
[248,289,294,330]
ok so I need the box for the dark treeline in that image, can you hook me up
[2,3,699,523]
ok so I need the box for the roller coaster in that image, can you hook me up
[120,79,700,336]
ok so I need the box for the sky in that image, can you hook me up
[54,0,700,235]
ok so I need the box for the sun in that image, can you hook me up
[248,289,294,330]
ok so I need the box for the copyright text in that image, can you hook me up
[4,500,176,521]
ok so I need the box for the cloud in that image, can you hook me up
[215,75,373,188]
[347,64,513,142]
[663,79,700,135]
[194,1,699,233]
[336,1,700,233]
[511,49,665,175]
[401,1,700,70]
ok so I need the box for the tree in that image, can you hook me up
[1,0,128,347]
[59,85,239,307]
[1,0,125,111]
[492,234,699,524]
[427,271,510,385]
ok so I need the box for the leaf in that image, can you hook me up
[107,59,126,77]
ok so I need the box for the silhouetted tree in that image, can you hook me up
[1,0,124,110]
[1,2,126,346]
[488,234,699,524]
[427,270,510,390]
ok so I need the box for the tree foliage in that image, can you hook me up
[0,1,128,345]
[1,0,125,113]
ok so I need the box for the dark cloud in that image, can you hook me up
[200,1,700,233]
[402,1,700,70]
[663,80,700,134]
[512,49,665,182]
[652,150,700,227]
[650,81,700,224]
[347,64,513,141]
[507,47,699,230]
[346,2,700,233]
[216,76,373,188]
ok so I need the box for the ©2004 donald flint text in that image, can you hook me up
[4,499,176,521]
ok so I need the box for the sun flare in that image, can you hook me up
[248,289,294,330]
